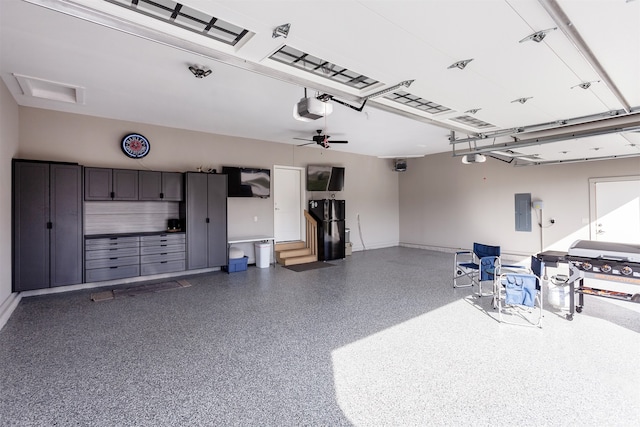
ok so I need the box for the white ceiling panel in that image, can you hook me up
[1,0,638,162]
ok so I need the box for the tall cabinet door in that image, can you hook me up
[207,174,227,268]
[186,173,209,270]
[50,164,83,287]
[13,161,83,291]
[13,162,50,291]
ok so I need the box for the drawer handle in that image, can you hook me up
[161,244,167,247]
[161,253,167,255]
[110,248,117,251]
[110,257,118,260]
[161,261,167,264]
[110,266,118,269]
[110,238,117,240]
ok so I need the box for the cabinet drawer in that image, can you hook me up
[140,243,185,255]
[140,234,185,245]
[86,236,139,249]
[85,265,140,282]
[140,251,185,264]
[86,256,139,269]
[85,246,140,260]
[140,260,185,276]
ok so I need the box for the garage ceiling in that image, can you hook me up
[1,0,639,164]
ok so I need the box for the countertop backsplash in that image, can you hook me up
[84,201,180,235]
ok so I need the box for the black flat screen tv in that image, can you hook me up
[222,166,271,198]
[307,165,345,192]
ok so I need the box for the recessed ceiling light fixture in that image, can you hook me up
[511,97,533,104]
[571,80,600,89]
[448,59,474,70]
[464,108,481,114]
[272,23,291,38]
[189,65,212,78]
[519,27,557,43]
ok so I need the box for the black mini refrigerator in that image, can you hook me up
[309,199,346,261]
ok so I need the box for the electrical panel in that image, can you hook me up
[515,193,532,232]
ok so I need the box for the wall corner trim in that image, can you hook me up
[0,292,22,332]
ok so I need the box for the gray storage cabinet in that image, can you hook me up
[84,167,138,200]
[140,233,186,274]
[85,236,140,282]
[138,171,183,201]
[13,161,83,291]
[185,173,227,269]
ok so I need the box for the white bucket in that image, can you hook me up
[547,275,571,310]
[254,242,271,269]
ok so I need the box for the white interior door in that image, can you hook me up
[591,178,640,243]
[274,166,304,242]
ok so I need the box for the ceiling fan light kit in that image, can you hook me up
[294,129,348,148]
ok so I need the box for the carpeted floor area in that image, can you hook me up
[1,246,638,426]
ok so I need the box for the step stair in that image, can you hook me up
[275,241,317,266]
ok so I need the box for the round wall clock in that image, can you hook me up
[121,133,150,158]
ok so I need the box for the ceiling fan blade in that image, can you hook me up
[297,142,315,146]
[293,137,313,142]
[328,140,348,144]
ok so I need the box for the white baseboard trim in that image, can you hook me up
[399,242,534,264]
[351,241,399,252]
[18,267,222,299]
[0,292,22,332]
[399,243,459,253]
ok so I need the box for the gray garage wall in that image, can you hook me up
[0,80,20,321]
[16,107,399,252]
[399,151,640,258]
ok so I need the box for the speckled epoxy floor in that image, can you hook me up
[1,247,639,426]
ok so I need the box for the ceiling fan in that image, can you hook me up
[294,129,348,148]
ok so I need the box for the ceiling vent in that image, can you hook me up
[14,74,85,104]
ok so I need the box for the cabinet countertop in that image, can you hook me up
[85,231,185,239]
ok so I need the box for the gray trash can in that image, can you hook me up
[254,242,271,268]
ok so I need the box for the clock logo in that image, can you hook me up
[121,133,150,158]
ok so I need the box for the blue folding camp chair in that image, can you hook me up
[453,243,501,297]
[493,256,544,328]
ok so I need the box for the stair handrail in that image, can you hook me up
[303,210,318,258]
